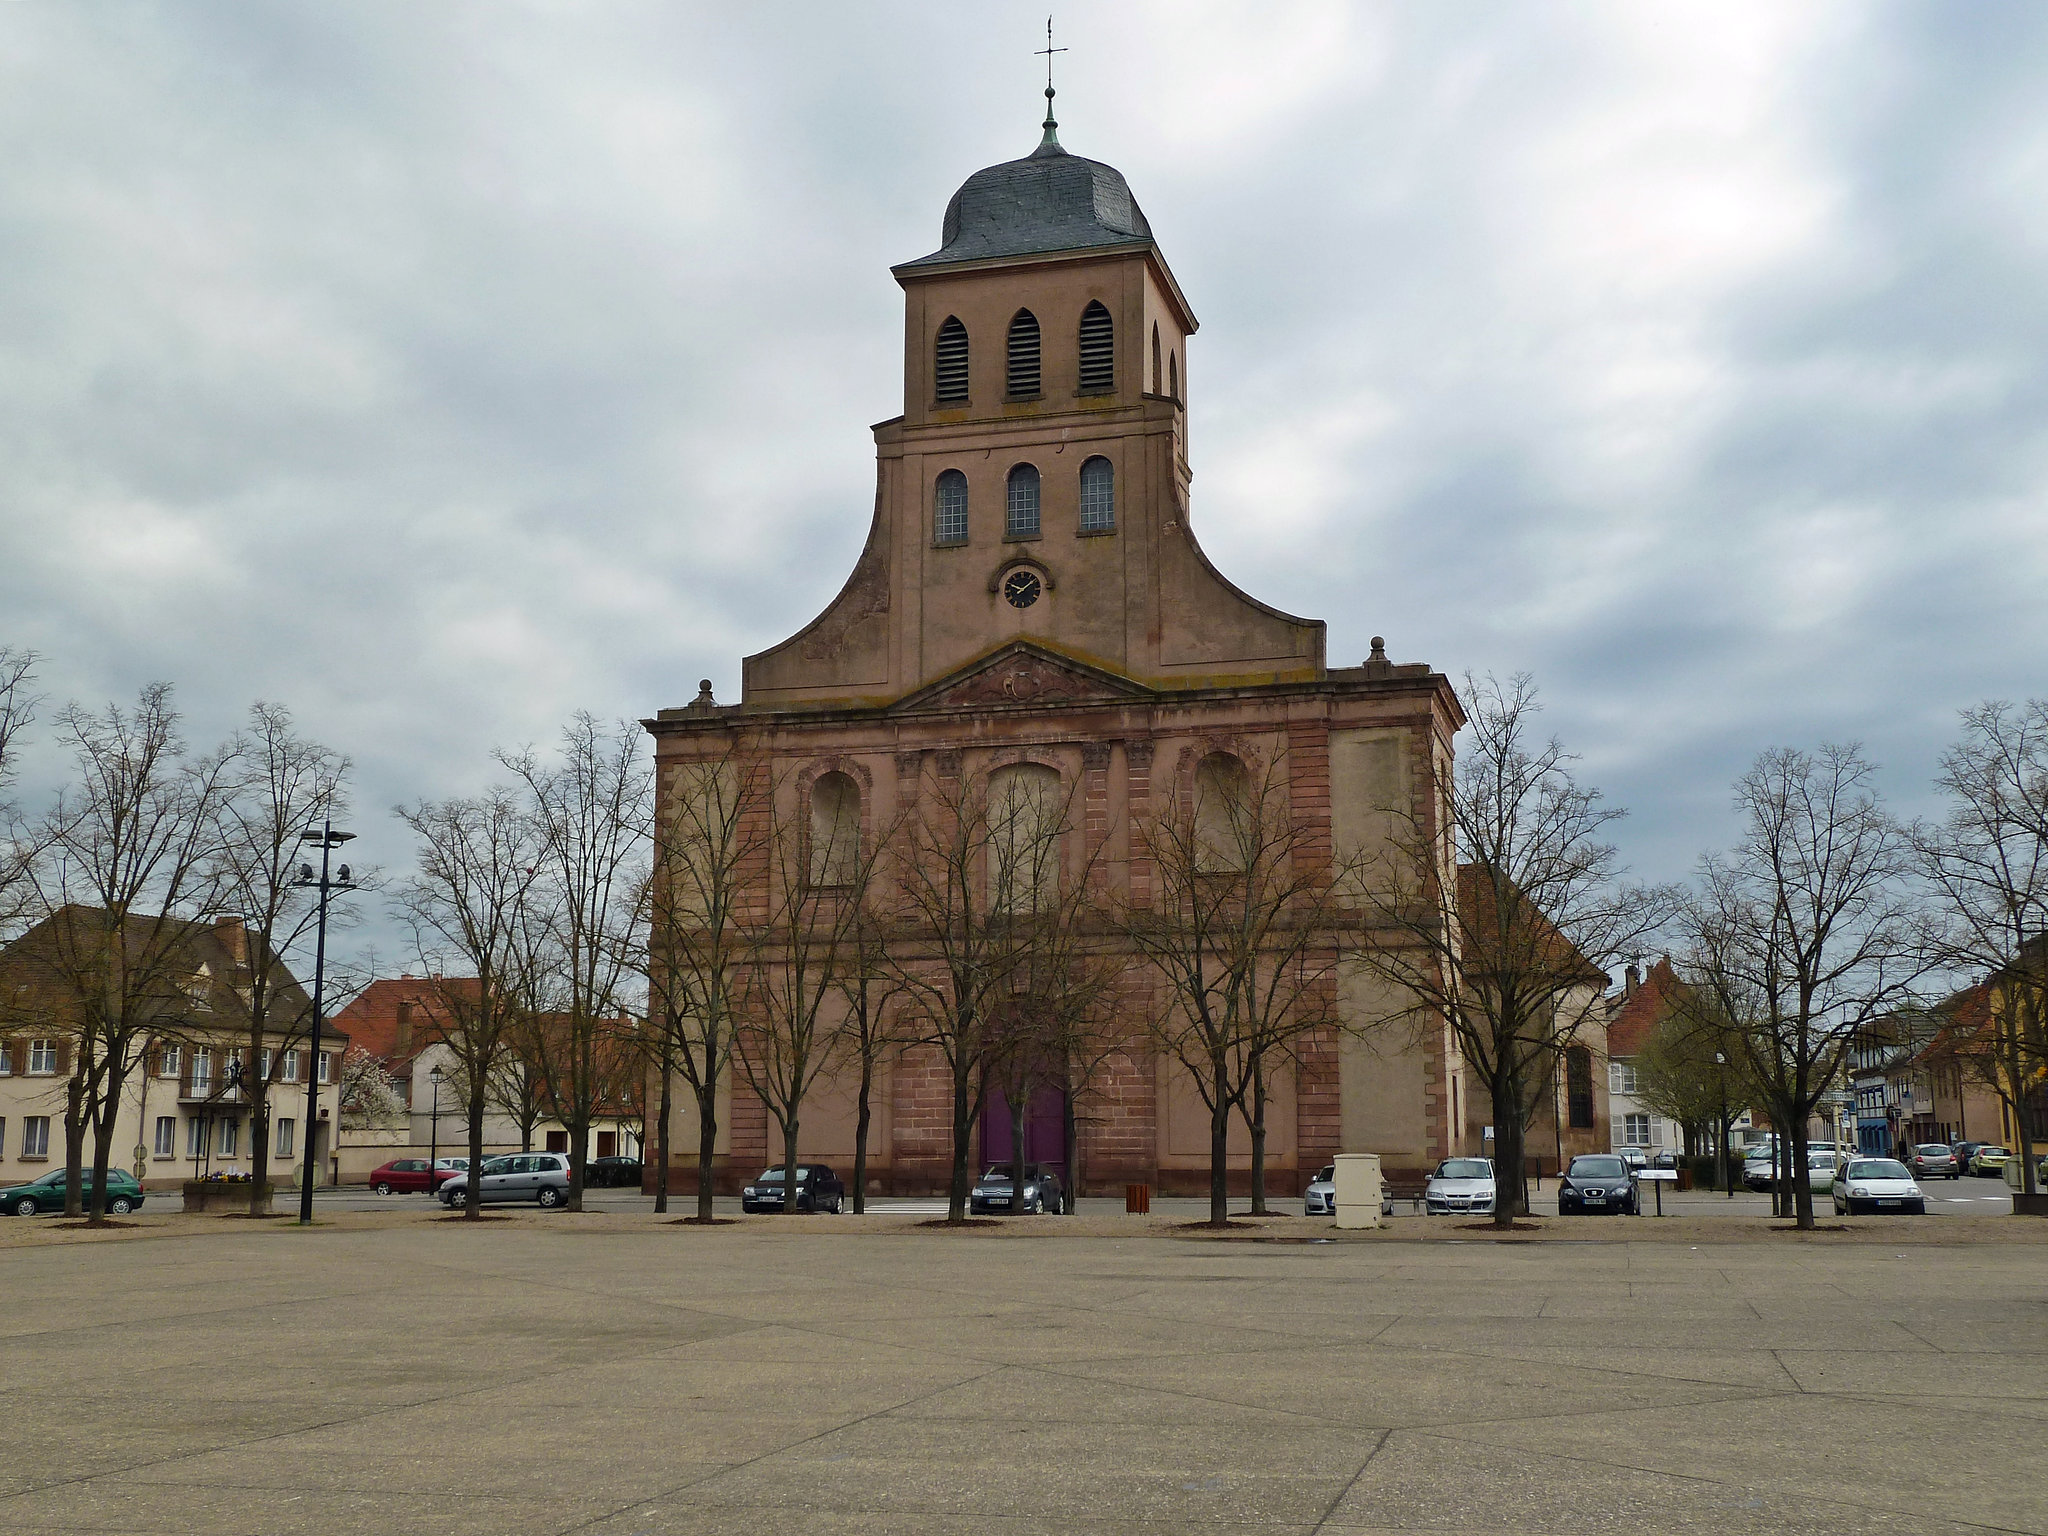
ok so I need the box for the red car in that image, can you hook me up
[368,1158,460,1195]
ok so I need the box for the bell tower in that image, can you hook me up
[741,99,1324,710]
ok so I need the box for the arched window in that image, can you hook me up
[809,772,861,887]
[988,763,1062,913]
[1566,1046,1595,1130]
[1005,463,1040,539]
[933,469,968,545]
[1194,753,1251,872]
[1078,300,1114,394]
[1151,323,1162,394]
[1168,350,1179,401]
[1078,456,1114,533]
[1007,309,1041,398]
[934,316,969,405]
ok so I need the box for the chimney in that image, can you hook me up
[214,916,249,970]
[1624,963,1641,997]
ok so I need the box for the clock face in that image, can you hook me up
[1003,569,1042,609]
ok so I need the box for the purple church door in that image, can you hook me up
[981,1086,1065,1175]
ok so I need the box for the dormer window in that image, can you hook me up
[934,316,969,404]
[1006,310,1041,398]
[1078,301,1113,394]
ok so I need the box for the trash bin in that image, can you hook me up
[1675,1168,1693,1191]
[1124,1183,1151,1214]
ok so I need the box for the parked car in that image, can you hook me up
[438,1152,573,1208]
[1970,1146,2012,1177]
[1302,1165,1396,1218]
[1424,1157,1497,1215]
[434,1157,469,1173]
[1806,1147,1841,1193]
[1906,1144,1960,1181]
[1,1168,147,1216]
[1951,1141,1987,1176]
[1742,1145,1779,1191]
[968,1162,1061,1215]
[1557,1154,1637,1215]
[1617,1147,1649,1174]
[585,1155,643,1189]
[741,1164,846,1214]
[1831,1157,1925,1215]
[368,1158,459,1195]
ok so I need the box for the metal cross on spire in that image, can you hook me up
[1035,16,1067,149]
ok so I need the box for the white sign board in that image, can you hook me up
[1637,1169,1678,1183]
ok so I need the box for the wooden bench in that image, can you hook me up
[1383,1175,1428,1213]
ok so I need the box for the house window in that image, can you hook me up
[1078,300,1114,393]
[1151,323,1162,393]
[281,1049,299,1083]
[191,1048,212,1093]
[809,772,861,887]
[23,1116,49,1158]
[258,1049,272,1080]
[275,1118,295,1157]
[186,1118,210,1159]
[218,1118,239,1157]
[1566,1046,1595,1130]
[933,469,968,545]
[317,1052,331,1085]
[1623,1113,1652,1146]
[0,1041,11,1075]
[0,1118,6,1155]
[1078,456,1114,533]
[1168,351,1178,401]
[1608,1061,1638,1096]
[154,1117,175,1157]
[934,315,969,404]
[1005,463,1040,539]
[27,1039,56,1075]
[160,1045,181,1078]
[1006,309,1040,397]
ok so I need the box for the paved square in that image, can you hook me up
[2,1216,2042,1534]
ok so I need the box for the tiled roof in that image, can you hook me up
[897,138,1152,270]
[1604,957,1683,1060]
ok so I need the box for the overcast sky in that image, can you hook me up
[4,3,2045,971]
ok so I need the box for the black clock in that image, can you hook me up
[1003,569,1042,609]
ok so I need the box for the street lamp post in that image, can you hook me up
[428,1064,444,1196]
[293,821,355,1225]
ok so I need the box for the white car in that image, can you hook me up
[1303,1164,1396,1218]
[1831,1157,1925,1216]
[1424,1157,1496,1215]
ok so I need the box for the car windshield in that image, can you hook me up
[1808,1151,1837,1167]
[479,1158,513,1174]
[1980,1148,2008,1158]
[1437,1159,1492,1179]
[979,1166,1017,1182]
[754,1169,808,1183]
[1847,1160,1911,1180]
[1316,1166,1335,1182]
[1570,1157,1627,1178]
[1916,1145,1950,1156]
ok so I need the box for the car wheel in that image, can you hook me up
[109,1196,135,1215]
[13,1196,38,1217]
[537,1186,563,1209]
[374,1182,393,1195]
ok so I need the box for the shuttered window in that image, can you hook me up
[1079,456,1114,532]
[1007,310,1041,398]
[933,469,968,545]
[1006,463,1041,538]
[934,316,969,404]
[1078,301,1114,393]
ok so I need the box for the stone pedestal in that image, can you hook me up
[182,1182,275,1214]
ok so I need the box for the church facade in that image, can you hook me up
[647,113,1471,1196]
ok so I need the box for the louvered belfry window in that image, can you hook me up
[1079,456,1114,532]
[1007,310,1041,398]
[934,316,969,404]
[1078,301,1114,394]
[1006,463,1041,538]
[933,469,968,545]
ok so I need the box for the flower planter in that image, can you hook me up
[181,1181,276,1214]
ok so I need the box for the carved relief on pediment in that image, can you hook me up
[914,651,1134,711]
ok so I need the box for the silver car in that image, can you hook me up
[1424,1157,1496,1215]
[1303,1164,1396,1217]
[439,1152,572,1209]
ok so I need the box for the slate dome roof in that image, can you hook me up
[899,130,1152,270]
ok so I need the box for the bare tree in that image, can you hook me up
[833,900,909,1213]
[1916,700,2048,1196]
[1349,676,1674,1227]
[12,684,237,1220]
[1684,743,1922,1228]
[640,744,766,1222]
[502,716,650,1209]
[0,647,41,933]
[211,702,351,1213]
[1119,747,1351,1227]
[393,789,543,1219]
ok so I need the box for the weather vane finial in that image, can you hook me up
[1034,16,1067,151]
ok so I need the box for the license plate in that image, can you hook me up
[1586,1197,1606,1205]
[1878,1198,1900,1206]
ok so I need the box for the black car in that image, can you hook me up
[741,1164,845,1214]
[1952,1142,1988,1177]
[584,1155,643,1189]
[1557,1154,1637,1215]
[969,1162,1063,1215]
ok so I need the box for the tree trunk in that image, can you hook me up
[1490,1075,1523,1228]
[1009,1088,1028,1215]
[654,1035,673,1214]
[63,1074,88,1218]
[568,1120,589,1211]
[851,1051,873,1214]
[1789,1120,1814,1230]
[782,1113,801,1216]
[464,1090,485,1219]
[947,1054,973,1224]
[1061,1082,1078,1215]
[695,1079,718,1222]
[88,1075,123,1223]
[247,1096,271,1216]
[1246,1056,1269,1216]
[1208,1087,1231,1228]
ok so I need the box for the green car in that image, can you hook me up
[1970,1146,2012,1177]
[1,1169,147,1216]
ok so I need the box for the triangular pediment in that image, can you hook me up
[890,642,1153,714]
